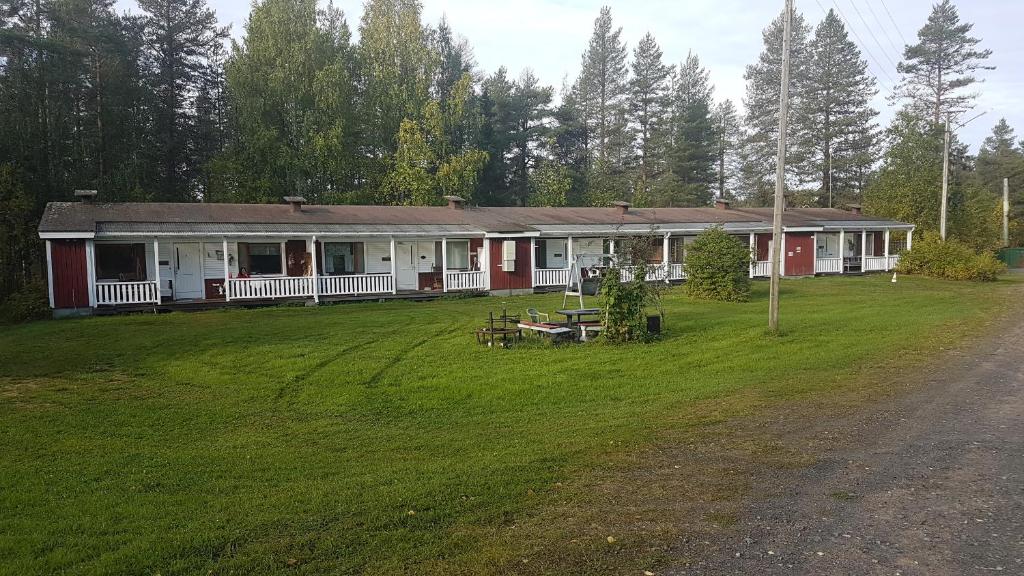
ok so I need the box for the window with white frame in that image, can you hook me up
[238,242,282,276]
[447,240,470,270]
[816,234,840,258]
[323,242,364,275]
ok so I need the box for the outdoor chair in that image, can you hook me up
[526,308,549,323]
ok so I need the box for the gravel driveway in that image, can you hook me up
[669,312,1024,575]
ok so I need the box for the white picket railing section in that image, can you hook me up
[863,256,889,272]
[887,255,900,269]
[668,263,685,280]
[815,257,842,274]
[96,281,160,305]
[226,276,315,300]
[533,268,570,287]
[752,261,772,277]
[446,270,486,290]
[319,274,393,296]
[617,264,681,283]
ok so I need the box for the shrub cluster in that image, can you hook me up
[684,227,752,302]
[0,280,50,323]
[896,236,1006,281]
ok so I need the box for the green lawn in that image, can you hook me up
[0,275,1015,575]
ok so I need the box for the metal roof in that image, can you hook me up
[40,200,915,238]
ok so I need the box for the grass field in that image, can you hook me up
[0,275,1016,575]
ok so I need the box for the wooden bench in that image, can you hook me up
[576,321,604,342]
[518,321,575,341]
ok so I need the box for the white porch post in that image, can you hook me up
[45,240,54,309]
[389,237,397,294]
[907,229,913,251]
[839,229,845,274]
[483,238,491,291]
[85,239,97,307]
[884,229,891,270]
[861,229,867,270]
[529,236,536,288]
[222,238,230,301]
[779,233,786,277]
[663,233,670,278]
[566,235,573,270]
[749,233,755,278]
[310,235,319,303]
[813,233,818,275]
[441,236,448,293]
[153,238,161,305]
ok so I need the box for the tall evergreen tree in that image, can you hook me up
[796,9,878,207]
[975,119,1024,227]
[740,9,811,206]
[894,0,993,125]
[627,33,672,207]
[712,99,741,201]
[667,52,716,206]
[356,0,433,162]
[137,0,228,201]
[574,6,629,171]
[221,0,357,203]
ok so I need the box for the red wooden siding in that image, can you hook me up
[873,232,884,256]
[488,238,532,290]
[51,240,89,308]
[755,234,772,261]
[784,232,815,276]
[469,238,483,270]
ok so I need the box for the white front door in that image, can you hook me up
[395,242,418,290]
[173,243,204,300]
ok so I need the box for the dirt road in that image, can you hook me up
[669,314,1024,575]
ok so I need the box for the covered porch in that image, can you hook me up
[531,235,687,288]
[813,228,911,274]
[87,234,489,307]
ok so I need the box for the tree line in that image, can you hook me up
[0,0,1018,302]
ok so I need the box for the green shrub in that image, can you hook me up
[0,280,50,323]
[684,227,752,302]
[896,235,1006,281]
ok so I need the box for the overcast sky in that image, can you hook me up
[120,0,1023,151]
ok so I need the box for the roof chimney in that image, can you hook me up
[611,200,631,215]
[444,195,465,210]
[714,198,731,210]
[846,203,862,215]
[74,189,98,202]
[283,196,306,213]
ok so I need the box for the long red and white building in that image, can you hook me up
[38,194,914,316]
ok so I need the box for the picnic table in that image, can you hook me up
[555,308,601,328]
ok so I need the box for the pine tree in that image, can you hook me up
[137,0,228,201]
[712,99,741,200]
[796,9,878,207]
[740,9,811,206]
[976,119,1024,225]
[894,0,993,125]
[575,6,629,171]
[668,52,716,206]
[628,33,672,207]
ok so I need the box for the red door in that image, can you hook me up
[51,240,89,308]
[784,233,815,276]
[488,238,532,290]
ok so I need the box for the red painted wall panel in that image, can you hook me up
[51,240,89,308]
[784,232,815,276]
[873,232,884,256]
[755,234,772,261]
[489,238,533,290]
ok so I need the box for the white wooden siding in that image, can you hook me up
[364,241,392,274]
[572,238,604,268]
[203,241,238,279]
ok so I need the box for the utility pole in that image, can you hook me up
[768,0,792,334]
[940,117,950,241]
[1004,177,1010,247]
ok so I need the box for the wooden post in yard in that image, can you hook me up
[768,0,792,334]
[940,118,950,241]
[1004,178,1010,247]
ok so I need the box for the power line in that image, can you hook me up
[847,0,900,70]
[862,0,903,62]
[877,0,909,46]
[813,0,894,94]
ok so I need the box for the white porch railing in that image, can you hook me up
[752,261,772,277]
[226,276,315,300]
[319,274,393,296]
[669,263,685,280]
[887,254,900,269]
[446,270,486,291]
[96,281,160,305]
[863,256,889,272]
[815,257,842,274]
[533,268,570,287]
